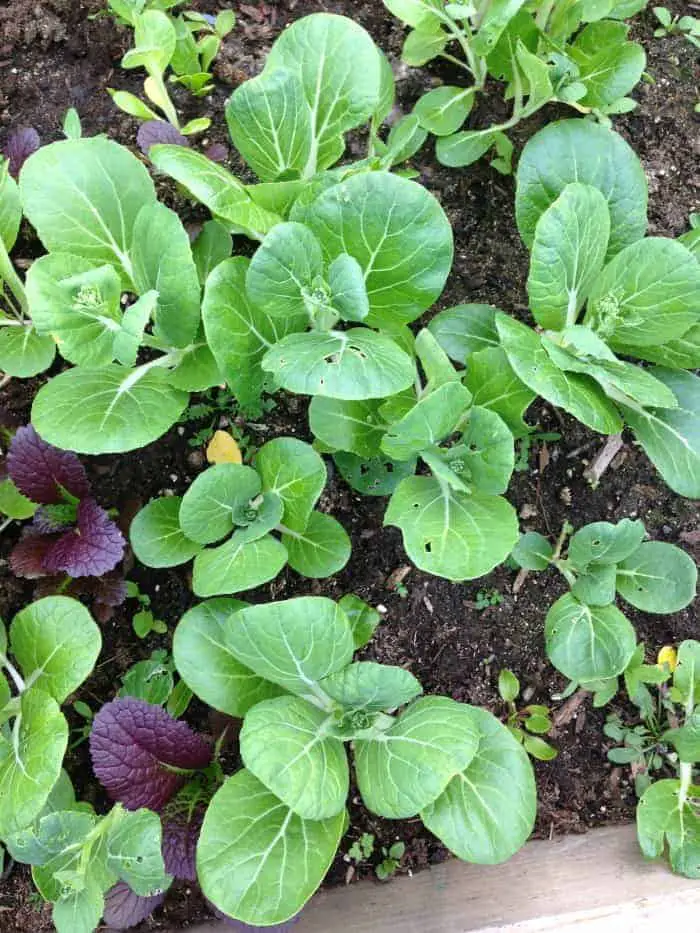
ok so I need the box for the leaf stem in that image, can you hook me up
[0,654,26,693]
[0,241,28,317]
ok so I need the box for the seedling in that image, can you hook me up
[175,596,536,927]
[376,842,406,880]
[498,669,557,761]
[475,588,503,610]
[653,7,700,47]
[384,0,647,171]
[126,581,167,639]
[70,699,95,749]
[346,832,375,865]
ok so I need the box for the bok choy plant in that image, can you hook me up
[384,0,648,171]
[430,120,700,498]
[130,438,351,595]
[171,595,537,926]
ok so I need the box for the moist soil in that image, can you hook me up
[0,1,699,930]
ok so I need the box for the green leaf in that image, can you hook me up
[114,292,156,369]
[402,24,448,66]
[192,534,288,597]
[223,597,355,697]
[309,397,385,458]
[107,88,159,121]
[437,129,499,168]
[202,257,305,415]
[385,476,519,581]
[301,172,453,329]
[498,669,520,703]
[173,598,284,718]
[321,661,422,712]
[664,714,700,763]
[0,478,36,520]
[414,86,475,136]
[149,145,280,240]
[570,22,646,109]
[515,119,647,260]
[20,137,156,285]
[570,563,617,606]
[192,220,232,284]
[383,0,444,29]
[328,253,370,323]
[52,875,104,933]
[25,256,122,368]
[384,114,428,163]
[0,162,21,251]
[512,532,553,570]
[496,314,623,435]
[264,13,382,175]
[0,326,56,378]
[456,406,515,495]
[10,597,101,704]
[637,779,700,878]
[674,641,700,707]
[621,368,700,498]
[422,707,536,863]
[338,595,381,649]
[122,10,176,72]
[616,542,697,614]
[107,807,170,896]
[523,735,557,760]
[283,512,351,579]
[631,324,700,370]
[32,365,188,454]
[167,341,222,392]
[586,238,700,352]
[473,0,528,55]
[256,437,327,532]
[463,346,535,437]
[428,304,500,364]
[0,689,68,835]
[263,328,415,401]
[130,496,201,568]
[545,593,636,682]
[198,769,346,925]
[179,463,261,545]
[131,202,201,347]
[355,696,480,818]
[241,696,348,819]
[381,382,473,461]
[226,68,312,182]
[568,519,645,569]
[230,492,284,546]
[528,183,611,330]
[415,327,460,391]
[334,451,416,497]
[246,221,325,321]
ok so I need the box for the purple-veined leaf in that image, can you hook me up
[32,504,75,534]
[103,881,165,930]
[161,802,205,881]
[4,126,40,178]
[43,498,125,577]
[204,142,229,163]
[9,529,55,578]
[137,120,188,156]
[90,698,212,811]
[7,425,89,504]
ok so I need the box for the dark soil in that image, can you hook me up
[1,1,699,930]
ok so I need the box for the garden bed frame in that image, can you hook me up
[188,825,700,932]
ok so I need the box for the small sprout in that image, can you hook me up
[375,841,405,880]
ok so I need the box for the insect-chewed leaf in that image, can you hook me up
[381,382,472,461]
[516,119,647,260]
[567,519,645,570]
[255,437,326,532]
[43,498,125,578]
[616,542,697,614]
[240,696,348,819]
[309,397,385,458]
[528,183,610,331]
[496,314,623,435]
[31,365,189,455]
[385,476,518,581]
[421,707,536,864]
[570,563,617,606]
[179,463,261,545]
[197,769,346,926]
[545,593,636,682]
[621,368,700,498]
[7,424,89,505]
[19,137,156,285]
[512,532,553,571]
[355,696,480,818]
[173,599,285,718]
[107,807,171,896]
[130,496,201,568]
[301,172,453,328]
[320,661,422,712]
[192,534,288,597]
[334,451,416,497]
[282,512,351,579]
[457,405,514,495]
[0,688,68,836]
[637,779,700,878]
[262,328,415,400]
[10,596,101,703]
[223,597,355,697]
[89,697,212,811]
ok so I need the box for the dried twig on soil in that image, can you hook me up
[583,434,624,486]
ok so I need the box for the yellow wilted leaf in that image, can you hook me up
[657,645,677,673]
[207,430,242,465]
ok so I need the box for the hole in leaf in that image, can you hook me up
[425,541,432,553]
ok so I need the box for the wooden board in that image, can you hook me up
[186,825,700,933]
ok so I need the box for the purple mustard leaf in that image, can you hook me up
[103,881,166,930]
[32,504,76,534]
[9,529,56,578]
[204,142,229,163]
[90,697,213,811]
[43,498,125,577]
[7,425,90,505]
[137,120,189,156]
[161,802,205,881]
[4,127,40,178]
